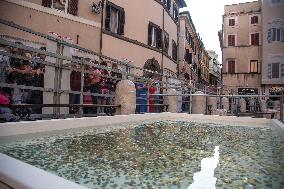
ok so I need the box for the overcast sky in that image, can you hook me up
[181,0,256,64]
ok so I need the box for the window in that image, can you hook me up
[268,28,283,42]
[282,63,284,78]
[42,0,78,15]
[250,60,258,73]
[53,0,67,11]
[185,28,189,41]
[272,28,281,42]
[186,31,192,46]
[172,40,177,61]
[173,5,179,22]
[105,3,125,35]
[228,60,235,74]
[251,16,258,24]
[148,23,162,49]
[184,49,192,64]
[164,0,171,11]
[229,19,235,26]
[164,31,169,54]
[268,63,280,78]
[251,33,260,45]
[228,35,235,46]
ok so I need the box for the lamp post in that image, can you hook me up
[280,89,284,123]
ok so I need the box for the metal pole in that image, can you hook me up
[280,93,283,122]
[79,59,85,117]
[53,43,63,118]
[205,95,208,115]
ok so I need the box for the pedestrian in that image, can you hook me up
[148,80,156,113]
[0,92,19,122]
[70,64,81,114]
[89,63,101,115]
[135,80,148,113]
[0,44,11,82]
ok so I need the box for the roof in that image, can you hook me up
[179,11,197,37]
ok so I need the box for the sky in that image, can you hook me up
[181,0,256,64]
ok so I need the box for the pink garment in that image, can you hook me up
[83,91,93,104]
[0,93,10,105]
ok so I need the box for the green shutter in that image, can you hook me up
[68,0,78,16]
[148,24,152,46]
[42,0,51,7]
[105,4,111,31]
[118,10,125,35]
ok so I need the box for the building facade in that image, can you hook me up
[0,0,102,52]
[207,50,222,92]
[179,11,210,91]
[0,0,187,80]
[101,0,186,79]
[221,1,262,95]
[261,0,284,95]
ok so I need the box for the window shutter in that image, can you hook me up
[229,35,235,46]
[255,16,258,24]
[118,10,125,35]
[42,0,51,7]
[156,28,162,49]
[172,41,177,61]
[251,34,255,45]
[164,32,169,53]
[174,6,178,21]
[105,4,111,31]
[268,63,272,79]
[268,28,272,43]
[184,49,188,62]
[272,63,280,78]
[148,24,152,46]
[228,60,235,74]
[167,0,171,11]
[256,33,259,45]
[281,27,284,42]
[172,42,175,60]
[68,0,78,16]
[281,63,284,78]
[189,53,192,64]
[163,0,167,6]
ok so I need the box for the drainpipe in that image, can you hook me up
[161,8,165,93]
[99,0,105,58]
[280,92,283,123]
[177,14,180,78]
[162,8,165,77]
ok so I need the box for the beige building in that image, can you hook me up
[0,0,102,52]
[0,0,187,80]
[179,11,210,91]
[221,1,262,95]
[101,0,186,79]
[261,0,284,95]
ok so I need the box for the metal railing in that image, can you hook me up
[1,19,282,123]
[0,18,193,121]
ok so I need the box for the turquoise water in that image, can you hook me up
[0,121,283,189]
